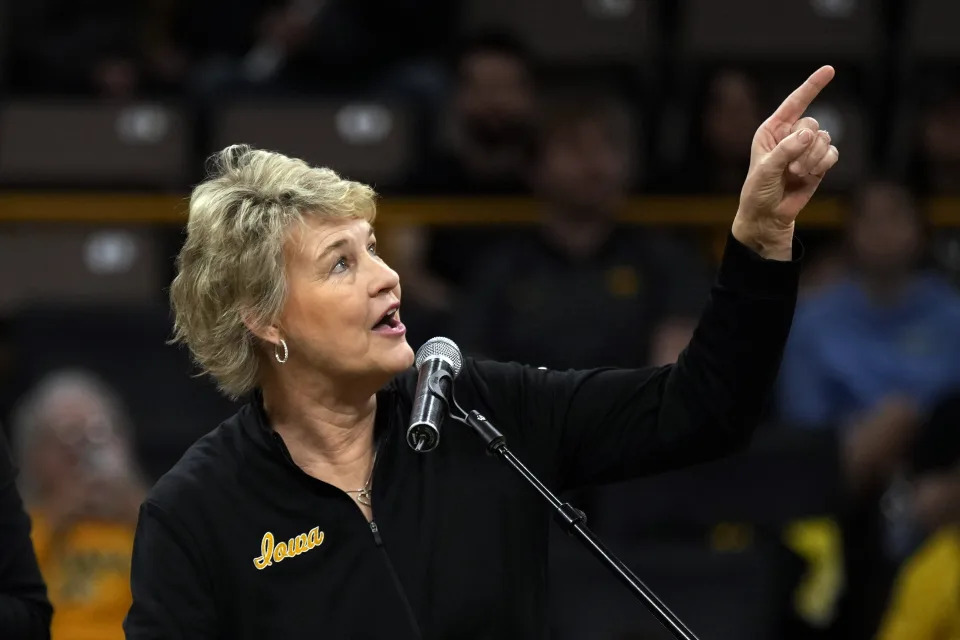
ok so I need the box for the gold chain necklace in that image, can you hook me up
[344,452,376,506]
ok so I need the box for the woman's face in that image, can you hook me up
[275,217,414,384]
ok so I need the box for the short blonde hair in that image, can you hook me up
[169,145,377,398]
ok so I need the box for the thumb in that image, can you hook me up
[765,128,816,172]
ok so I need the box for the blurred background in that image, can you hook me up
[1,0,959,639]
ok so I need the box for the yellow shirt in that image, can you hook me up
[877,527,960,640]
[31,512,135,640]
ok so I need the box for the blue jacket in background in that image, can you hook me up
[777,274,960,429]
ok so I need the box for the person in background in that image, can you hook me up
[12,370,145,640]
[878,521,960,640]
[906,74,960,291]
[0,424,52,639]
[777,182,960,637]
[391,32,540,345]
[455,90,711,370]
[700,69,765,192]
[668,68,765,194]
[415,31,539,195]
[875,391,960,640]
[7,0,146,98]
[777,179,960,430]
[158,0,454,101]
[917,78,960,195]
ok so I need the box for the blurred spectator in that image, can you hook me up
[699,69,764,192]
[776,388,960,638]
[407,32,540,287]
[671,68,765,193]
[778,182,960,638]
[455,90,710,369]
[917,79,960,194]
[8,0,147,98]
[12,371,145,640]
[415,32,539,194]
[877,523,960,640]
[389,32,540,345]
[587,385,951,639]
[777,180,960,430]
[0,425,53,639]
[8,0,456,101]
[158,0,454,101]
[875,391,960,640]
[879,390,960,557]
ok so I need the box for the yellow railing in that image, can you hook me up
[2,193,960,226]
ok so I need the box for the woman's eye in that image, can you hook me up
[368,243,378,256]
[332,257,349,273]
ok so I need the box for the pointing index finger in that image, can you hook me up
[771,65,835,124]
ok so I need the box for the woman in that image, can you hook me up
[125,67,840,639]
[13,370,145,640]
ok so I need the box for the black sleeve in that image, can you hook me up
[0,429,52,640]
[124,501,219,639]
[457,233,801,491]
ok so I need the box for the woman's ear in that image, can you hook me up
[242,311,281,346]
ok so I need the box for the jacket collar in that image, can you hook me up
[237,382,404,467]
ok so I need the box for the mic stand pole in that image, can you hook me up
[454,408,700,640]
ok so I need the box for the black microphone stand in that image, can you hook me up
[450,405,701,640]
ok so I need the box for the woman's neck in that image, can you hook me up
[259,368,379,478]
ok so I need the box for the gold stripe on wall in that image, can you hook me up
[1,194,958,226]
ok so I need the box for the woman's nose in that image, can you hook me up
[369,256,400,296]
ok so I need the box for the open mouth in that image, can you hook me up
[371,306,405,335]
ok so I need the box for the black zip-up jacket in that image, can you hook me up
[123,235,801,639]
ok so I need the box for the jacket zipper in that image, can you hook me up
[278,409,419,636]
[369,521,423,639]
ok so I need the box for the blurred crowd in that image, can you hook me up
[1,1,959,639]
[2,0,960,196]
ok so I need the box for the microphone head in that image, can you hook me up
[415,337,463,376]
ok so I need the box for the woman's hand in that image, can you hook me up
[732,65,840,260]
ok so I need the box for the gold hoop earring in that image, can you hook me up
[275,339,289,364]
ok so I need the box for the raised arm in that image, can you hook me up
[458,68,840,490]
[463,232,801,489]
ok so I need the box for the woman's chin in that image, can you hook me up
[381,340,415,374]
[397,342,416,370]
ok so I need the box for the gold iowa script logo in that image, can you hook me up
[253,526,325,570]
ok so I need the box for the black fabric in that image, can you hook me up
[455,225,712,369]
[591,426,845,536]
[123,233,802,640]
[0,427,52,640]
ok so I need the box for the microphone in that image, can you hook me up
[407,337,463,453]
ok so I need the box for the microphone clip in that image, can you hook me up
[426,369,453,399]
